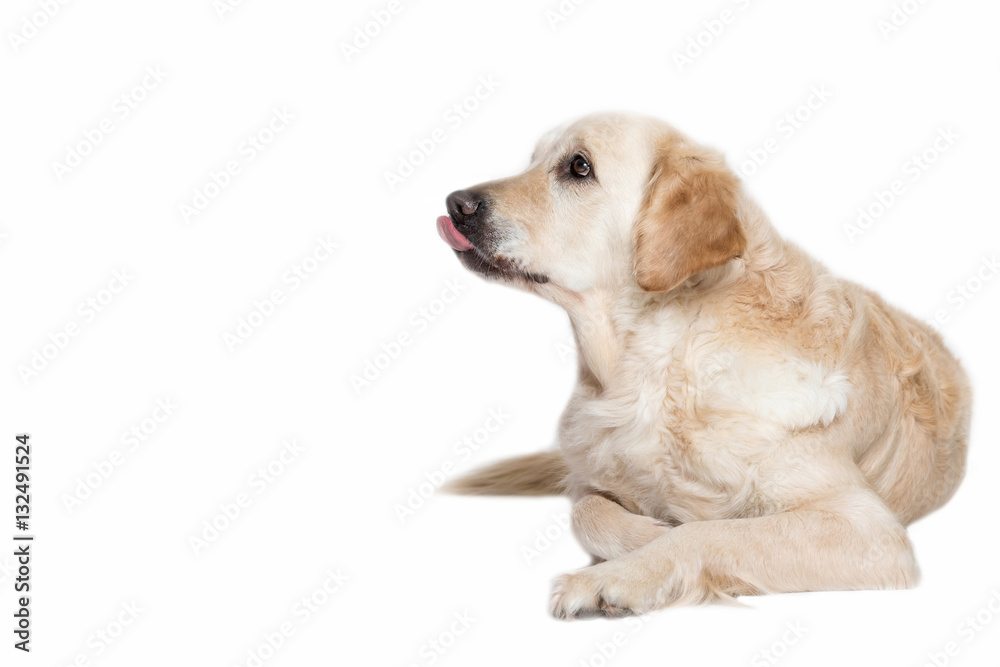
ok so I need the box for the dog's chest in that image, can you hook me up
[557,340,852,522]
[558,354,759,523]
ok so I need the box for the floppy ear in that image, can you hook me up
[634,146,745,292]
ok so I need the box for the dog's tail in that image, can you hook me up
[443,450,568,496]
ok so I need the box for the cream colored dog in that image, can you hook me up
[436,112,971,619]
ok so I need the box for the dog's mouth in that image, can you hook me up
[436,215,548,284]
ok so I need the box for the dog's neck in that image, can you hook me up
[549,270,732,390]
[565,289,632,390]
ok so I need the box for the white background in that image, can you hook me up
[2,0,999,665]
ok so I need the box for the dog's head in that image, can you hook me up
[437,112,745,297]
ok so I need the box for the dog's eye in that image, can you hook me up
[570,155,591,178]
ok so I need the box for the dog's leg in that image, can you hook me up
[571,494,670,562]
[551,486,918,619]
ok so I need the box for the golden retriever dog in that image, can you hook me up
[435,112,971,619]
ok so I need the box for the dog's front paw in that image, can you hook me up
[549,561,651,620]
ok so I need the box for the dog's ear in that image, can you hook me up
[634,146,745,292]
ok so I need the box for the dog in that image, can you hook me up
[435,112,971,619]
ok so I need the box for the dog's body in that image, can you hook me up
[437,113,971,618]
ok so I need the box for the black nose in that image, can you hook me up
[446,190,485,227]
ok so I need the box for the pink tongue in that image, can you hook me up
[436,215,474,251]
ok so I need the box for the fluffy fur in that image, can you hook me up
[441,112,971,619]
